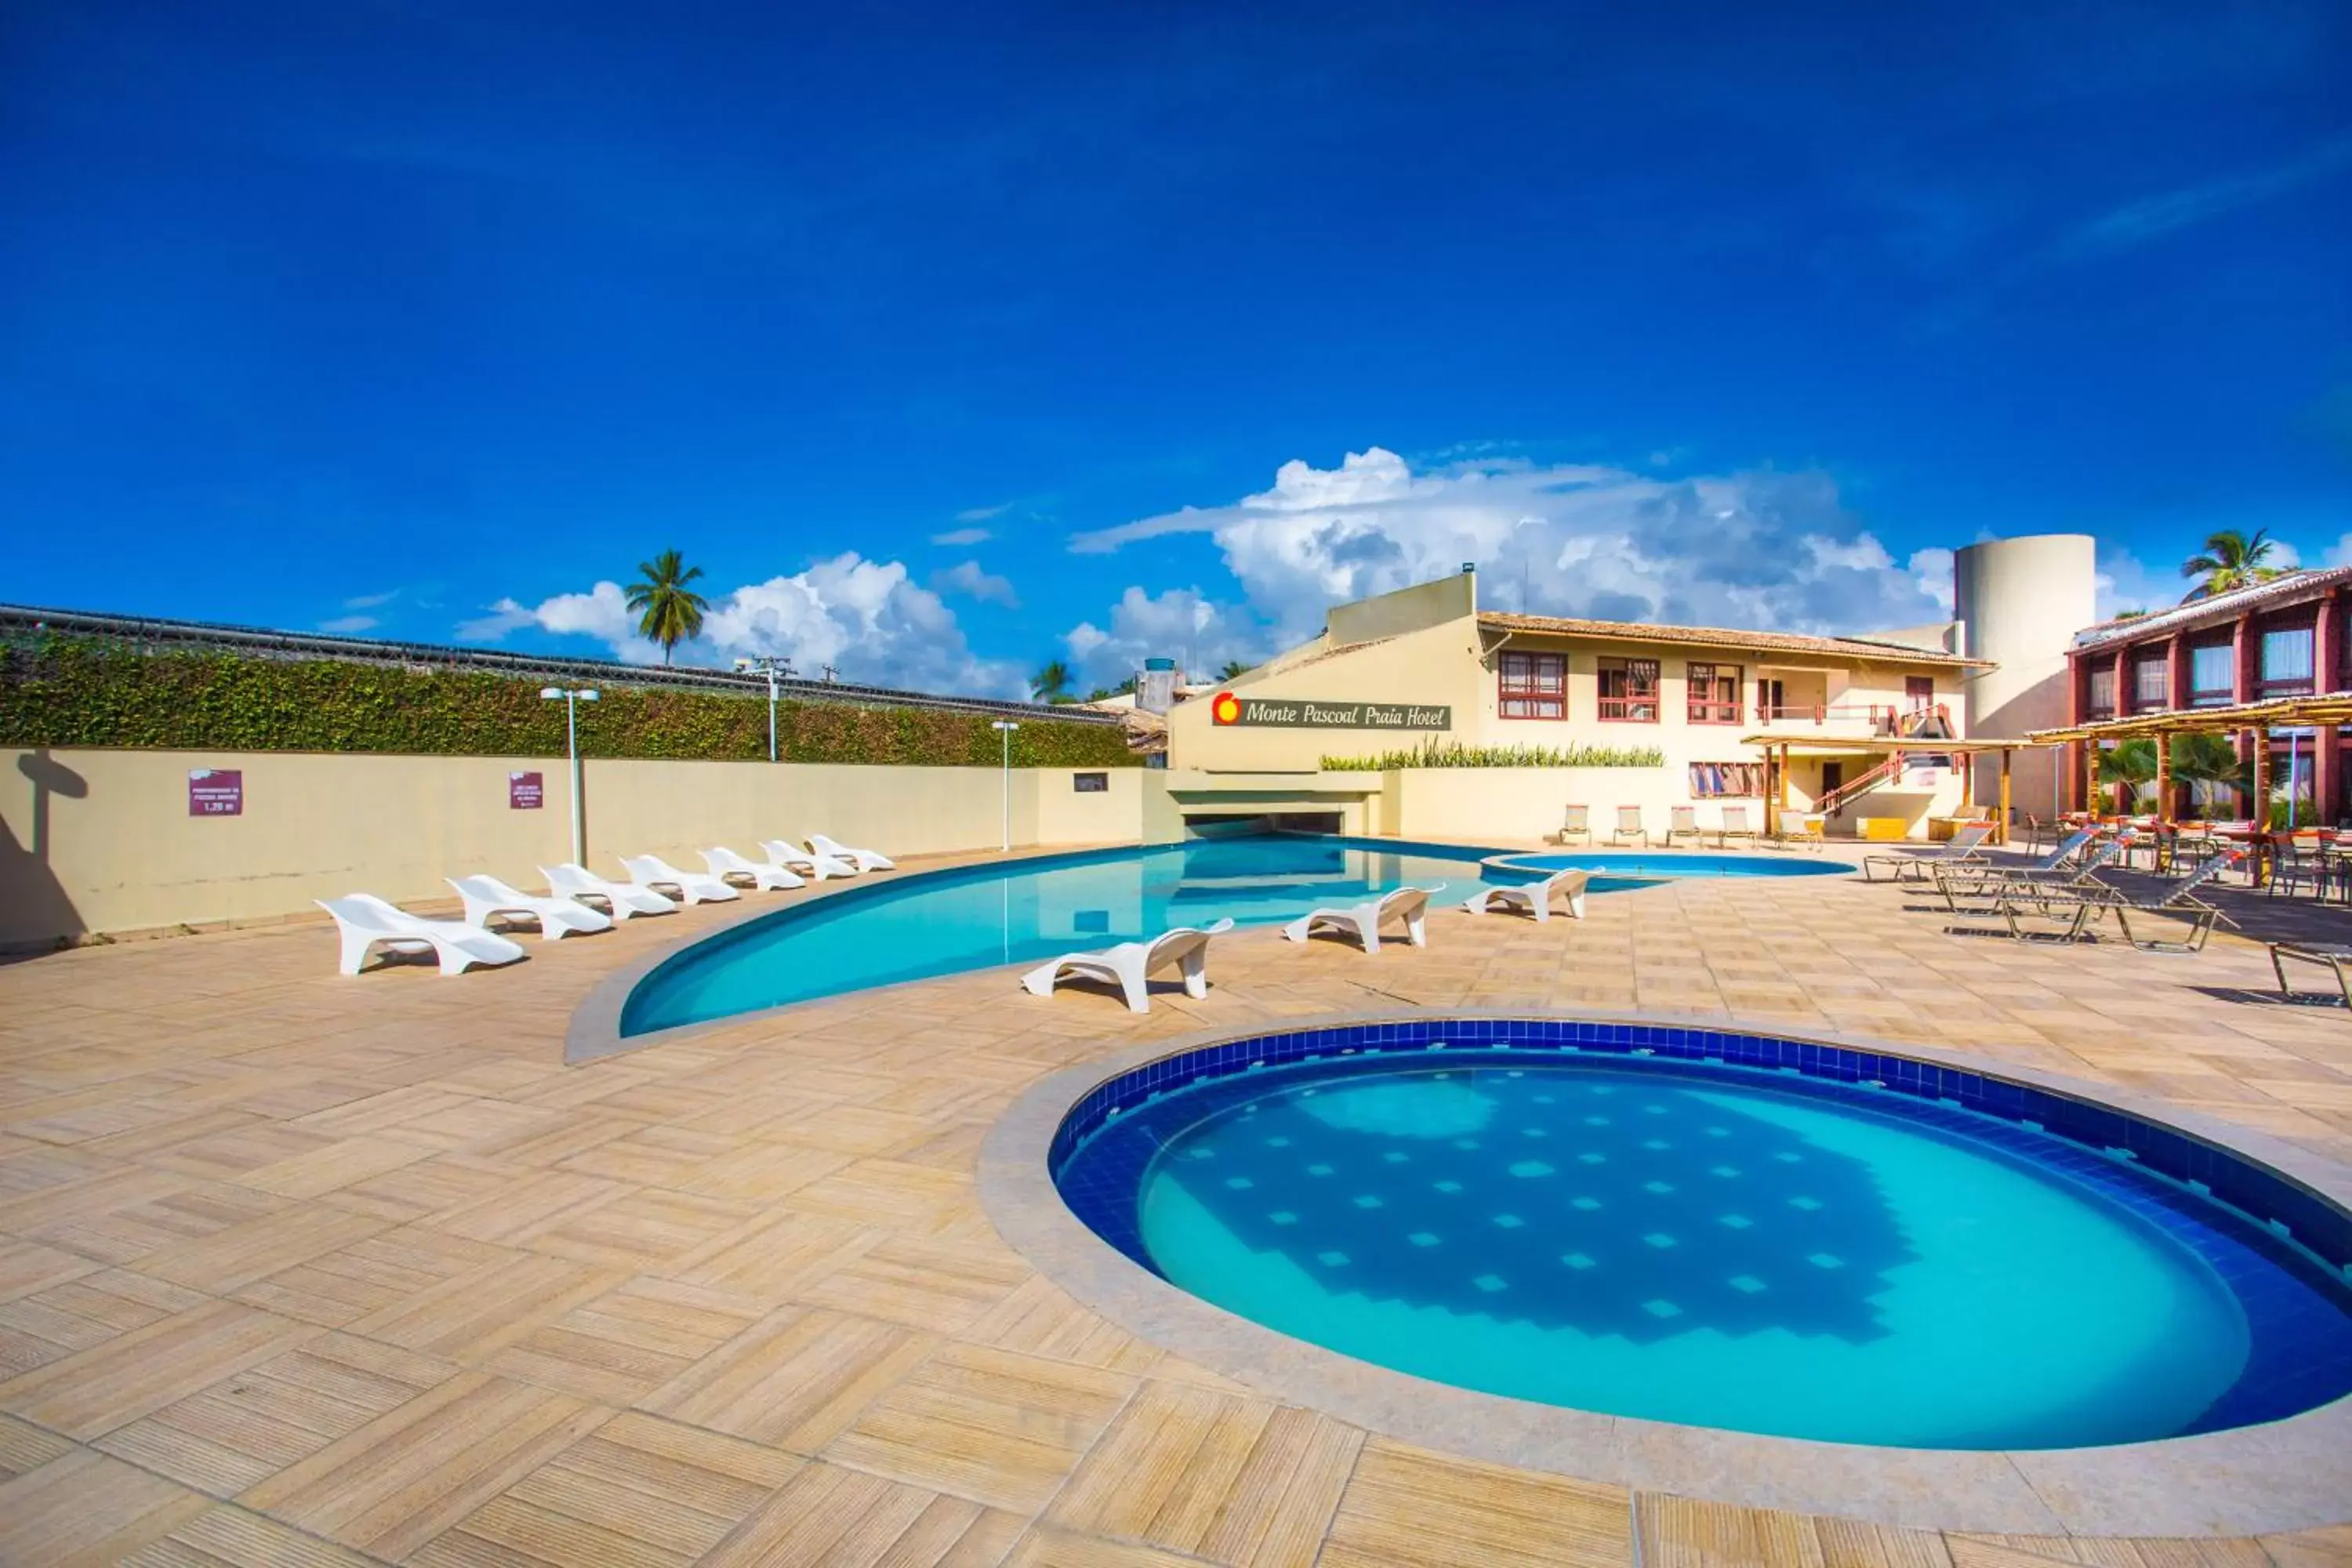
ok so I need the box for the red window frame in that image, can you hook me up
[1598,657,1660,723]
[1497,651,1566,720]
[1686,661,1742,724]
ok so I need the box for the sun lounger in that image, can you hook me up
[1021,919,1235,1014]
[1862,822,1992,883]
[762,840,854,880]
[702,847,804,892]
[543,863,677,918]
[318,895,528,976]
[2270,942,2352,1011]
[1994,850,2242,949]
[1283,884,1443,954]
[1462,868,1589,923]
[1769,812,1825,850]
[447,875,613,940]
[1715,805,1758,848]
[809,833,895,873]
[619,855,741,905]
[1608,807,1648,848]
[1664,806,1702,848]
[1933,836,2119,914]
[1553,804,1592,846]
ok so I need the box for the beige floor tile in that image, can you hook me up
[0,1298,322,1440]
[1323,1438,1631,1568]
[238,1372,609,1559]
[0,1446,212,1564]
[824,1341,1137,1513]
[701,1458,1022,1568]
[639,1305,938,1451]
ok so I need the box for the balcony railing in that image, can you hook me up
[1597,695,1660,722]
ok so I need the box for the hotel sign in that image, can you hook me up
[1208,692,1450,730]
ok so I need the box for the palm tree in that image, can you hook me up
[1029,660,1073,703]
[2179,529,2282,602]
[2169,733,2249,817]
[1218,659,1248,680]
[2095,739,2158,811]
[626,550,710,665]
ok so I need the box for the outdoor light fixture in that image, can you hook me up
[990,720,1020,851]
[540,686,599,865]
[735,656,793,761]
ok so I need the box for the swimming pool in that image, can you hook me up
[618,834,1841,1034]
[1486,851,1848,881]
[1050,1019,2352,1450]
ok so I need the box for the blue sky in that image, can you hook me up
[4,0,2347,695]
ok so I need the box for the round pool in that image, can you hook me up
[1049,1020,2352,1450]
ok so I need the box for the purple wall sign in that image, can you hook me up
[187,768,243,817]
[509,771,545,810]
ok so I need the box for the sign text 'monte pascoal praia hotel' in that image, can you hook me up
[1209,693,1451,730]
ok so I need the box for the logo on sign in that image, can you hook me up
[1210,691,1242,725]
[509,771,544,810]
[187,768,244,817]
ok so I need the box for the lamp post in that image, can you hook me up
[540,686,599,866]
[733,657,794,761]
[990,720,1019,852]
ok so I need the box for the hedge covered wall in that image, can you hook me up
[0,640,1138,768]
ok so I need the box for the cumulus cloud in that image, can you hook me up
[1067,446,1958,649]
[932,559,1019,608]
[1063,586,1252,685]
[2091,547,2176,619]
[457,553,1020,695]
[931,526,993,546]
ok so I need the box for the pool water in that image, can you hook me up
[623,833,1838,1033]
[1491,851,1847,882]
[1065,1050,2352,1449]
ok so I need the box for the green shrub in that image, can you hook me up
[1319,738,1667,771]
[0,638,1136,768]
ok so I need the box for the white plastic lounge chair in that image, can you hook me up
[619,855,741,905]
[1282,884,1443,954]
[1553,804,1592,846]
[1463,868,1589,923]
[1022,919,1235,1014]
[808,833,895,873]
[543,862,676,919]
[702,847,804,892]
[1608,807,1648,848]
[1861,822,1992,883]
[1664,806,1703,848]
[761,840,853,880]
[318,895,527,977]
[447,875,613,941]
[1715,805,1759,848]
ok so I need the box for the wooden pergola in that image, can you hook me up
[2027,693,2352,824]
[1737,734,2053,844]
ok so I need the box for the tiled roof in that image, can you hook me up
[2071,567,2352,651]
[1474,612,1984,667]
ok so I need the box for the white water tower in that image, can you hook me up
[1953,535,2097,821]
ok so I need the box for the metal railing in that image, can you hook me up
[0,601,1120,726]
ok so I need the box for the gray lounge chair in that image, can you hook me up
[1997,851,2243,950]
[2271,942,2352,1010]
[1553,804,1592,846]
[1863,822,1993,883]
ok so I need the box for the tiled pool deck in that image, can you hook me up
[3,847,2351,1566]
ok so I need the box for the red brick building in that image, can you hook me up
[2064,567,2352,820]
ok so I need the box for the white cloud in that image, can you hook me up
[1063,586,1250,685]
[2091,547,2175,620]
[343,590,398,610]
[1906,547,1956,616]
[318,614,379,634]
[457,554,1020,695]
[932,559,1019,608]
[954,502,1014,523]
[1068,446,1958,648]
[931,526,993,546]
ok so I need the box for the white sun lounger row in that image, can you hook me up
[321,833,895,976]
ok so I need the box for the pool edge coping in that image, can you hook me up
[977,1004,2352,1538]
[563,840,1868,1063]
